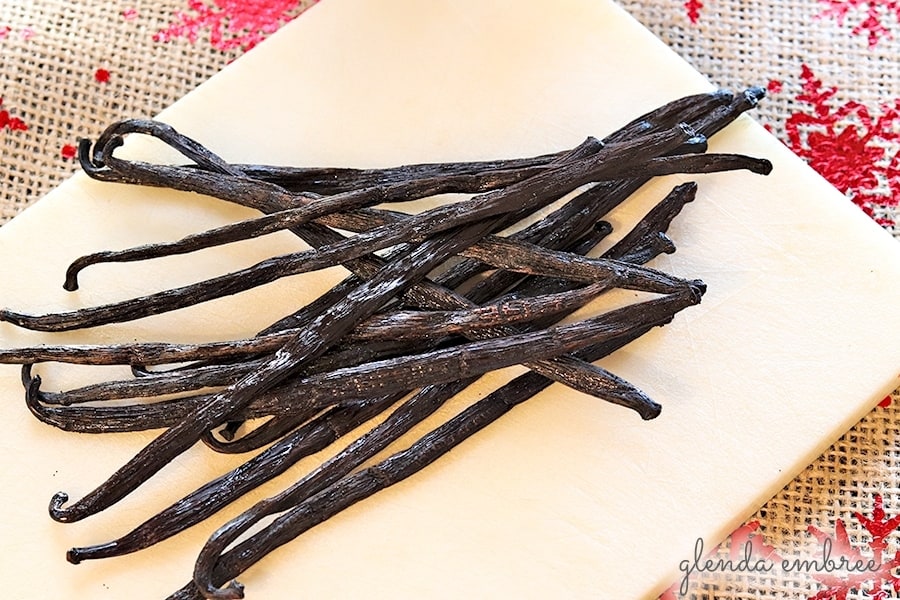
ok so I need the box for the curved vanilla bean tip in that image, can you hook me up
[64,257,92,291]
[49,491,72,522]
[67,543,113,565]
[617,386,661,420]
[21,365,52,421]
[22,366,60,427]
[589,364,661,420]
[96,119,241,177]
[76,138,110,177]
[754,157,774,175]
[637,399,662,420]
[655,232,677,253]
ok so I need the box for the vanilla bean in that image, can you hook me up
[6,88,773,600]
[172,316,669,600]
[0,275,604,370]
[86,89,730,194]
[64,147,764,283]
[61,125,691,296]
[6,129,687,332]
[47,218,501,523]
[22,370,286,434]
[228,289,699,415]
[65,287,692,563]
[190,178,679,453]
[64,391,407,563]
[191,182,703,453]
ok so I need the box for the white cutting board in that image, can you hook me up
[1,1,899,598]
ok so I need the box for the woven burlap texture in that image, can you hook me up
[624,0,900,237]
[1,1,899,598]
[0,0,296,221]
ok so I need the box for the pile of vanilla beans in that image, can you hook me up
[0,88,770,599]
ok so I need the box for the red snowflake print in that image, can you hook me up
[94,68,111,83]
[781,65,900,229]
[805,494,900,600]
[0,97,28,132]
[819,0,900,47]
[154,0,317,53]
[879,395,893,408]
[684,0,704,23]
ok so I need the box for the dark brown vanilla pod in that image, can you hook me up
[174,301,693,600]
[64,391,408,564]
[21,283,612,416]
[53,167,711,560]
[87,89,728,195]
[47,217,502,524]
[61,125,690,295]
[48,89,746,337]
[0,87,776,600]
[208,289,702,416]
[72,287,698,568]
[16,262,604,367]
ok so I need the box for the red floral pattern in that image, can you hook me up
[806,494,900,599]
[779,65,900,229]
[685,0,704,23]
[819,0,900,46]
[0,97,28,132]
[154,0,316,52]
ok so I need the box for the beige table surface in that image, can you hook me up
[1,1,899,598]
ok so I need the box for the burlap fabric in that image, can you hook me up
[0,1,898,597]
